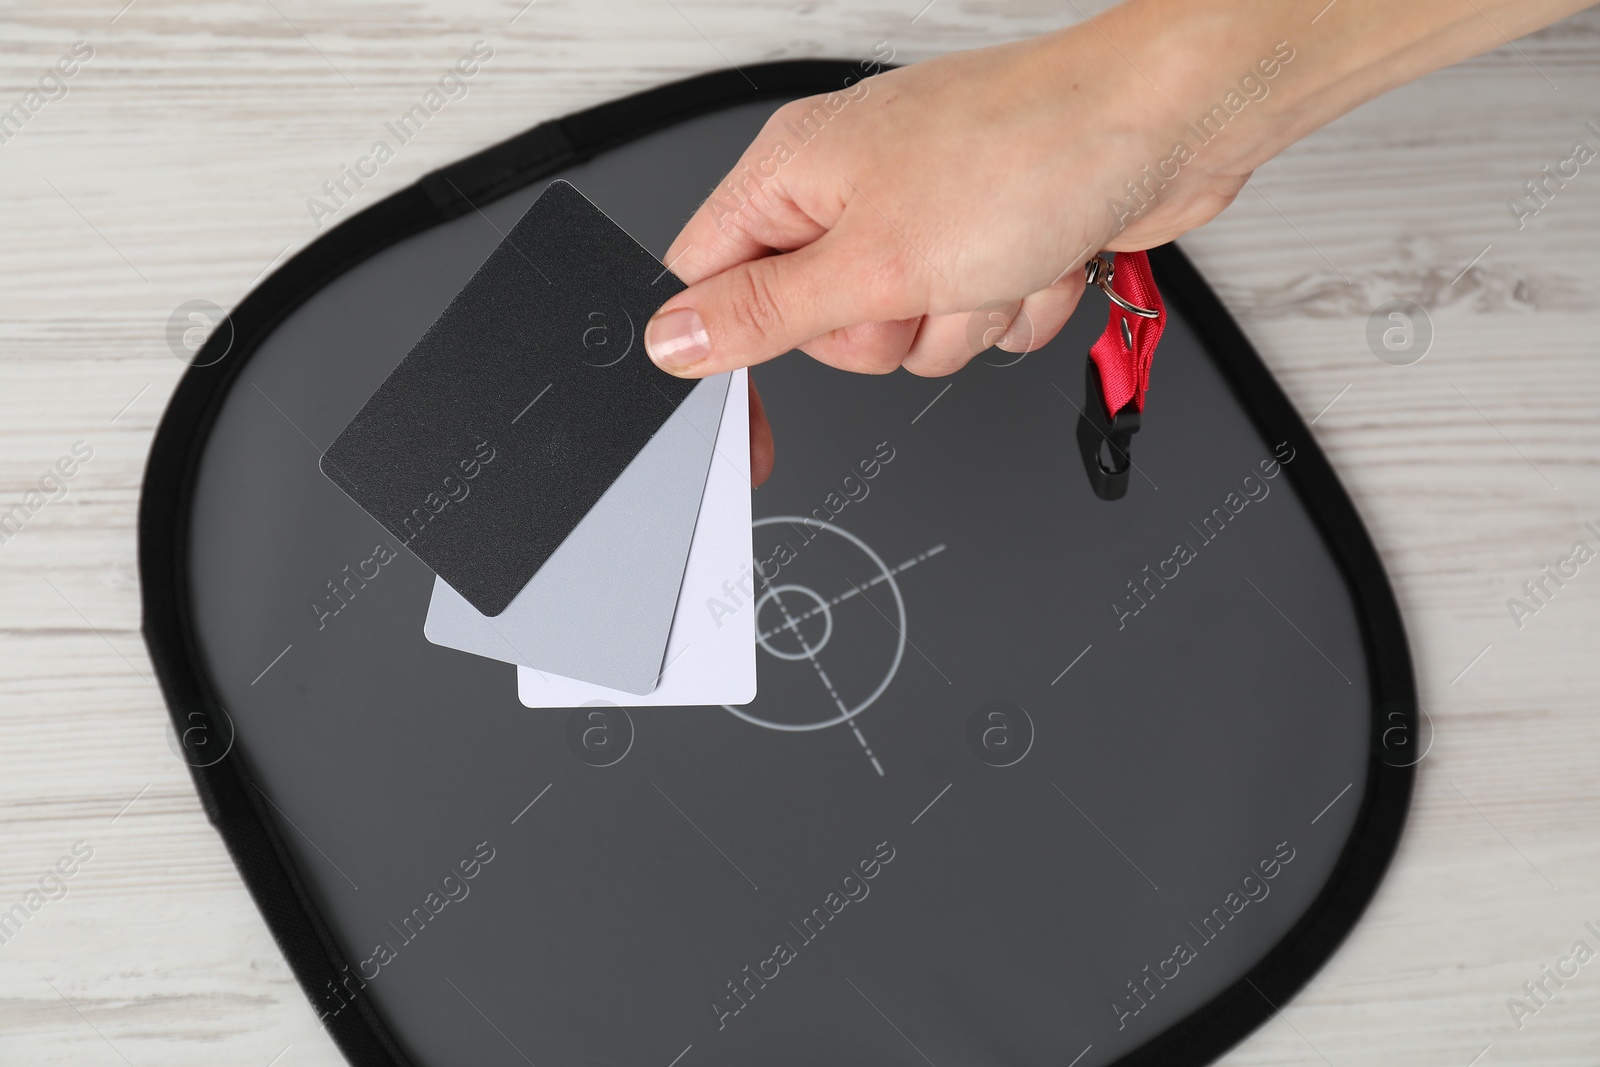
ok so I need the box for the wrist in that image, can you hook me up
[1019,6,1309,216]
[1099,0,1586,172]
[1105,1,1313,176]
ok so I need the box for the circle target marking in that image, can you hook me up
[755,584,834,660]
[722,517,907,733]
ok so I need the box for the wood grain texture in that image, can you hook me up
[1,1,1597,1064]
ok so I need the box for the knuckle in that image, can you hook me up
[766,100,805,131]
[874,246,913,292]
[724,190,789,246]
[770,96,824,132]
[859,247,922,321]
[724,260,788,342]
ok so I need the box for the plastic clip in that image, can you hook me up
[1076,354,1140,502]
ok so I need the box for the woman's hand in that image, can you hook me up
[646,23,1250,386]
[649,14,1263,486]
[651,0,1592,484]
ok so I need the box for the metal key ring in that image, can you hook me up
[1085,254,1161,319]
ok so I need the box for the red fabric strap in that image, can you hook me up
[1087,250,1166,416]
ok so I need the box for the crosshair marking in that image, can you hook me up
[765,580,885,776]
[756,544,945,642]
[724,519,919,738]
[756,584,834,659]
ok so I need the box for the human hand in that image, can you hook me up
[646,22,1256,379]
[650,20,1257,484]
[651,0,1590,483]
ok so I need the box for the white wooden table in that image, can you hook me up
[1,2,1597,1064]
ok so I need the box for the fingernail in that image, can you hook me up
[645,306,710,372]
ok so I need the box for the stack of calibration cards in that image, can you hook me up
[514,368,752,707]
[320,180,756,706]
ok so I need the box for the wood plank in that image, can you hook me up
[1,2,1596,1064]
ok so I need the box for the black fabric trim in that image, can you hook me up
[1114,246,1417,1066]
[139,59,1413,1067]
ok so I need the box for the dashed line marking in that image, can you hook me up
[757,544,945,641]
[768,584,886,776]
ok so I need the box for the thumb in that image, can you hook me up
[643,230,903,378]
